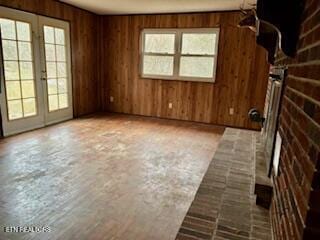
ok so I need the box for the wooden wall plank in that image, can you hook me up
[98,12,270,129]
[0,0,99,117]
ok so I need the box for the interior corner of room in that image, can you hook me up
[0,0,319,240]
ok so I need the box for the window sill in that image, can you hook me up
[140,75,216,83]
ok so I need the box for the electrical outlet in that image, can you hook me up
[110,96,114,102]
[168,103,173,109]
[229,108,234,115]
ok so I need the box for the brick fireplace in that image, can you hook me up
[269,0,320,239]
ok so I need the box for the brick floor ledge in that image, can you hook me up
[175,128,272,240]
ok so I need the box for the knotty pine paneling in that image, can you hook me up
[98,12,270,129]
[0,0,99,116]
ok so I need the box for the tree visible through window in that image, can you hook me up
[141,28,219,82]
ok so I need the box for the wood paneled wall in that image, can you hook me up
[0,0,99,116]
[0,3,269,129]
[98,12,269,129]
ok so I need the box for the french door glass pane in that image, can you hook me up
[59,94,68,108]
[45,44,56,61]
[55,28,65,45]
[4,61,19,80]
[18,42,32,61]
[0,18,37,120]
[0,19,16,40]
[21,81,35,98]
[2,40,18,60]
[48,95,58,111]
[6,81,21,100]
[57,62,66,77]
[7,100,23,120]
[16,21,31,41]
[44,26,54,44]
[43,25,69,112]
[58,78,67,93]
[20,61,33,79]
[47,78,58,95]
[46,62,57,78]
[56,45,65,61]
[23,98,36,116]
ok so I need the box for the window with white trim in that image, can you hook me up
[140,28,219,82]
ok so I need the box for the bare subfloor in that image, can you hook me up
[0,113,224,240]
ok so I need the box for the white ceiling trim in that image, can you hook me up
[60,0,256,15]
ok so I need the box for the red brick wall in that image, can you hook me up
[271,0,320,239]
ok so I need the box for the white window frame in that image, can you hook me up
[140,28,220,83]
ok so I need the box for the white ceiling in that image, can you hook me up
[60,0,256,15]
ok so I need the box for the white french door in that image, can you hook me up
[0,8,44,136]
[39,16,73,125]
[0,7,73,136]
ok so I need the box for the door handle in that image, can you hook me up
[41,70,47,81]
